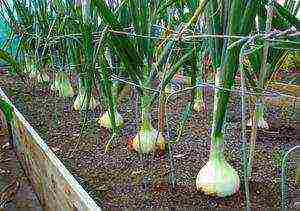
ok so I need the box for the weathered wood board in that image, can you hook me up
[0,88,101,211]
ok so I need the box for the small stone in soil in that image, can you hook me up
[173,153,185,158]
[208,199,217,207]
[0,169,10,174]
[1,142,10,149]
[73,133,80,137]
[96,185,109,191]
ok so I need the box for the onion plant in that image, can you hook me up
[97,81,124,129]
[193,0,299,197]
[92,0,181,154]
[0,0,298,200]
[194,0,256,197]
[246,1,299,129]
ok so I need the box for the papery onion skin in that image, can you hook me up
[132,112,165,154]
[51,72,74,98]
[29,63,50,83]
[193,99,205,112]
[59,72,74,98]
[196,157,240,197]
[247,101,269,129]
[164,84,174,94]
[73,78,99,111]
[196,133,240,197]
[98,110,124,129]
[193,87,206,112]
[50,73,60,91]
[132,129,165,154]
[38,72,50,83]
[73,90,99,111]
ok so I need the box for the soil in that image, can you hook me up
[0,123,42,210]
[0,70,299,209]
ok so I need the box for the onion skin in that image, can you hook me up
[247,101,269,129]
[59,73,74,98]
[73,90,99,111]
[27,57,50,83]
[164,84,174,94]
[29,64,50,83]
[73,78,99,111]
[50,73,60,91]
[193,87,206,112]
[193,98,206,112]
[196,157,240,197]
[98,111,124,129]
[38,72,50,83]
[51,72,74,98]
[132,129,165,154]
[196,133,240,197]
[132,112,165,154]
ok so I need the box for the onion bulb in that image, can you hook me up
[50,73,60,91]
[28,62,50,83]
[193,101,204,112]
[193,87,206,112]
[132,112,165,154]
[164,83,174,94]
[98,110,124,129]
[73,88,99,111]
[196,133,240,197]
[51,72,74,98]
[247,100,269,129]
[193,99,205,112]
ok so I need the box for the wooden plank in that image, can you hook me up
[0,88,101,211]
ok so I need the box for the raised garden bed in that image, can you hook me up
[0,71,299,209]
[0,76,101,210]
[0,125,42,210]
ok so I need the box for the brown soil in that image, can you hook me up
[0,71,299,209]
[0,126,42,210]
